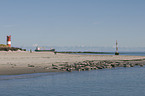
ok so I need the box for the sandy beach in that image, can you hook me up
[0,51,145,75]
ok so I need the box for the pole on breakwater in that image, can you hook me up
[115,40,119,55]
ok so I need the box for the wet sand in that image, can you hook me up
[0,51,145,75]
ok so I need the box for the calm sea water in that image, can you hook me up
[0,66,145,96]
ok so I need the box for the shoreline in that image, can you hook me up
[0,51,145,75]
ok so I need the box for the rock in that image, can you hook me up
[104,64,111,66]
[106,66,112,69]
[111,64,115,67]
[85,66,91,71]
[52,66,58,69]
[28,64,35,67]
[52,64,58,67]
[135,63,139,65]
[130,64,135,67]
[96,66,103,69]
[66,68,72,72]
[117,63,124,67]
[124,64,130,67]
[92,67,98,70]
[81,68,85,71]
[140,64,144,67]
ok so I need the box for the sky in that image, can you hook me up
[0,0,145,49]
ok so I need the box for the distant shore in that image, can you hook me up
[0,51,145,75]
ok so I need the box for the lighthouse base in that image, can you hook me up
[115,52,119,55]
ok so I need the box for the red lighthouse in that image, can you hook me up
[7,35,11,47]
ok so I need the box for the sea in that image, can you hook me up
[0,47,145,96]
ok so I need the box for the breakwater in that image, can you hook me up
[56,51,114,54]
[51,60,145,72]
[0,47,26,51]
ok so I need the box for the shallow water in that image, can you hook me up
[0,66,145,96]
[70,52,145,56]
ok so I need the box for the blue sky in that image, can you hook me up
[0,0,145,48]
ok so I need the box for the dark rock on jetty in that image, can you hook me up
[52,60,145,72]
[0,47,26,51]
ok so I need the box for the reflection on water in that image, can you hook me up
[0,72,63,80]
